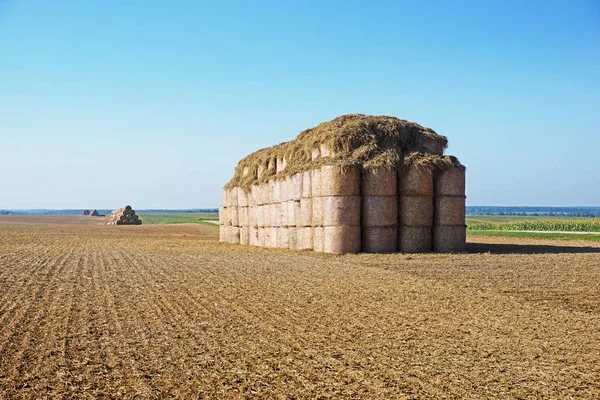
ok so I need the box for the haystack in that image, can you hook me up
[82,209,90,216]
[220,114,466,253]
[105,205,142,225]
[90,209,100,217]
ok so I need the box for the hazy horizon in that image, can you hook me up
[1,1,598,209]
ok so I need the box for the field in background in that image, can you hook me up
[137,212,218,225]
[468,229,600,241]
[466,215,600,241]
[0,217,598,398]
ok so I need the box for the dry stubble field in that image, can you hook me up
[0,216,599,399]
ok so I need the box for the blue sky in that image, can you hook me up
[1,0,598,209]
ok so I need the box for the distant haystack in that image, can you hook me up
[105,205,142,225]
[82,209,90,216]
[90,209,100,216]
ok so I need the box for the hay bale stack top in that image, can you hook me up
[221,114,466,254]
[225,114,461,191]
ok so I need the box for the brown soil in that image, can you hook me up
[0,217,598,398]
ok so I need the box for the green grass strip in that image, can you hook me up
[468,230,600,241]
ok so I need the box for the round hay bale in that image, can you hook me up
[362,196,397,227]
[434,196,466,226]
[219,225,225,242]
[300,198,312,227]
[277,203,287,227]
[294,201,302,227]
[362,226,398,253]
[324,226,361,254]
[224,207,232,226]
[229,206,240,226]
[238,189,249,207]
[277,227,289,249]
[322,196,361,226]
[311,168,322,197]
[433,225,466,253]
[298,227,313,250]
[399,196,433,226]
[399,165,433,196]
[320,165,360,196]
[361,168,397,196]
[258,227,266,247]
[266,205,273,227]
[239,207,249,227]
[302,171,311,198]
[422,137,445,155]
[435,167,466,196]
[124,205,132,212]
[276,156,286,173]
[240,226,250,245]
[272,180,281,203]
[253,186,261,206]
[311,197,324,227]
[313,226,324,252]
[250,185,259,207]
[256,205,265,227]
[249,226,259,246]
[258,164,266,178]
[254,184,262,205]
[319,143,333,158]
[268,179,275,203]
[288,227,298,250]
[268,227,278,248]
[280,178,288,202]
[218,206,225,225]
[229,188,239,206]
[311,146,320,160]
[286,200,299,227]
[289,173,303,201]
[248,206,257,227]
[229,226,241,244]
[398,225,432,253]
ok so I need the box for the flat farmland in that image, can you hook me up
[0,216,599,398]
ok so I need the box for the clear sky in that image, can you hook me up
[1,0,599,209]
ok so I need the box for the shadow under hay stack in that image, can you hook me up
[219,114,466,254]
[105,206,142,225]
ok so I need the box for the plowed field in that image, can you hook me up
[0,216,599,398]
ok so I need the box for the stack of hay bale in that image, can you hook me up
[220,114,466,254]
[82,209,90,215]
[105,205,142,225]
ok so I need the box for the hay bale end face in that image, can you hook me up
[220,114,465,254]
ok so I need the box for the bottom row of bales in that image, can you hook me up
[219,164,466,254]
[220,225,466,254]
